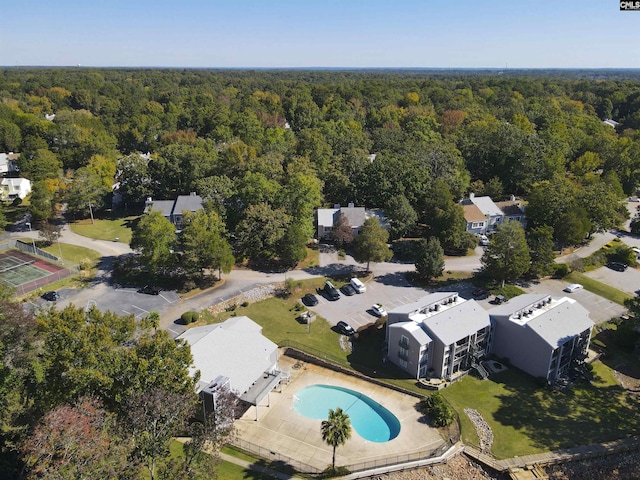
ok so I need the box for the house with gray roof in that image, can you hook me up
[316,203,388,240]
[489,294,593,383]
[144,192,203,229]
[387,293,493,380]
[177,316,282,419]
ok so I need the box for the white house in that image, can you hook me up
[0,152,20,176]
[177,316,283,419]
[1,178,31,201]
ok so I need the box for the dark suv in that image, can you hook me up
[138,285,161,295]
[324,281,340,301]
[607,262,628,272]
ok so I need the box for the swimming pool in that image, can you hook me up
[293,384,401,442]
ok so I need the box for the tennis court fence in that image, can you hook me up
[0,239,60,262]
[0,240,79,295]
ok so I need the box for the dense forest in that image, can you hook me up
[1,68,639,266]
[2,68,640,477]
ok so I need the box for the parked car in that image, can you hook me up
[302,293,319,306]
[349,277,366,293]
[336,321,355,336]
[493,294,507,305]
[341,283,356,296]
[472,288,488,299]
[42,291,59,301]
[138,285,161,295]
[563,283,583,293]
[478,234,490,246]
[324,281,340,300]
[607,262,628,272]
[371,303,387,317]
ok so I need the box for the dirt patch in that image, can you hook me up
[613,363,640,393]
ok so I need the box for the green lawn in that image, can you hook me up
[210,294,349,365]
[41,242,101,266]
[565,271,632,305]
[441,362,640,459]
[70,214,138,244]
[203,278,640,460]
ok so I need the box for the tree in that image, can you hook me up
[29,180,57,222]
[415,237,445,281]
[481,222,530,287]
[37,221,62,245]
[0,202,6,231]
[125,387,195,480]
[527,225,556,278]
[353,217,392,272]
[385,194,417,240]
[418,393,453,427]
[330,212,355,248]
[116,153,154,207]
[420,180,471,251]
[18,148,62,182]
[321,408,351,471]
[235,203,291,262]
[630,211,640,236]
[21,398,129,480]
[554,209,591,249]
[180,209,234,279]
[279,222,308,267]
[130,210,176,271]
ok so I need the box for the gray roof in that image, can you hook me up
[525,298,593,348]
[177,316,278,394]
[317,208,339,228]
[389,292,455,315]
[489,294,549,318]
[495,200,525,217]
[390,321,432,345]
[147,200,175,217]
[423,300,490,346]
[470,196,503,217]
[316,205,366,228]
[174,193,203,215]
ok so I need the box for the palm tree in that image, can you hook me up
[321,407,352,471]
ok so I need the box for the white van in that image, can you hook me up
[350,278,366,293]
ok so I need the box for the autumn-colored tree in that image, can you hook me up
[21,398,129,480]
[331,212,355,248]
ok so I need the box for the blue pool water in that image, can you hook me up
[293,384,401,442]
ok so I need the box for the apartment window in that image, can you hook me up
[400,335,409,348]
[399,359,407,368]
[471,222,484,229]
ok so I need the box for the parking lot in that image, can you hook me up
[306,273,627,332]
[583,264,640,296]
[39,283,180,322]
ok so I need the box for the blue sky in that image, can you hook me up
[2,0,639,68]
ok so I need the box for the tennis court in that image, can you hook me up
[0,249,70,295]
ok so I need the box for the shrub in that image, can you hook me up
[225,304,237,312]
[418,392,453,427]
[180,311,199,324]
[553,263,570,278]
[241,301,250,308]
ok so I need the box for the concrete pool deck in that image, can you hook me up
[235,354,446,472]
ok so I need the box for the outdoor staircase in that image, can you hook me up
[472,361,489,380]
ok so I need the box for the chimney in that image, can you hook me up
[469,192,475,200]
[145,197,153,206]
[348,202,354,208]
[190,192,197,196]
[510,194,516,201]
